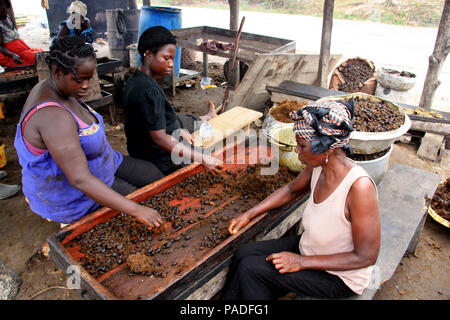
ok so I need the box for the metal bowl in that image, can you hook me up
[317,93,411,154]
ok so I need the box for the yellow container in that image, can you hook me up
[0,143,6,168]
[0,102,5,119]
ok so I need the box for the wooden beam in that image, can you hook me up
[419,0,449,110]
[316,0,335,88]
[228,0,239,30]
[228,0,241,88]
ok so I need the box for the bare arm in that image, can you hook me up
[150,129,222,173]
[35,108,162,227]
[267,176,381,273]
[0,28,22,64]
[228,165,313,234]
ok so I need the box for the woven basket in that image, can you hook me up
[329,57,377,95]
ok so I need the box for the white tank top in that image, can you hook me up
[299,165,377,295]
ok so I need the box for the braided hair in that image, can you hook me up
[138,26,176,57]
[47,35,95,78]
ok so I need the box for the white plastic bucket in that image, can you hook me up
[354,145,393,185]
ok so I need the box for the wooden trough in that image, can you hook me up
[47,143,306,300]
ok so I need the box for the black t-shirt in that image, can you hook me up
[123,70,180,165]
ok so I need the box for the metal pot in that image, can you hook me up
[267,125,304,173]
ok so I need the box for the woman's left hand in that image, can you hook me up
[266,251,303,274]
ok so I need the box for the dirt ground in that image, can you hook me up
[0,53,448,300]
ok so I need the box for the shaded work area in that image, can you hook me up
[0,0,449,302]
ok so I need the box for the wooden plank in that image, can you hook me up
[227,54,342,112]
[172,26,296,66]
[267,80,345,101]
[192,106,263,148]
[202,26,294,47]
[417,132,445,161]
[256,200,307,241]
[270,92,315,105]
[173,26,294,50]
[186,267,229,300]
[410,120,450,136]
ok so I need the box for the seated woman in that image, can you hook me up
[123,26,222,176]
[54,1,94,44]
[222,100,381,300]
[14,36,164,227]
[0,0,42,68]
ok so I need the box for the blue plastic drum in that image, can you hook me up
[138,6,182,76]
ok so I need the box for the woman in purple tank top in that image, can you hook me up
[14,36,164,227]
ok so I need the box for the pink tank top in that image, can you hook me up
[299,165,377,295]
[21,101,90,155]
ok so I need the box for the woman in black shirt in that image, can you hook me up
[123,26,222,175]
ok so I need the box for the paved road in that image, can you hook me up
[181,7,448,72]
[179,7,449,111]
[10,2,449,111]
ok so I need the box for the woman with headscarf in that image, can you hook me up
[54,1,94,44]
[221,100,381,300]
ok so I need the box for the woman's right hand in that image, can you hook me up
[12,54,23,64]
[228,211,251,235]
[129,205,163,229]
[202,154,223,174]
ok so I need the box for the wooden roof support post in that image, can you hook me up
[228,0,241,88]
[419,0,449,111]
[316,0,335,88]
[229,0,239,30]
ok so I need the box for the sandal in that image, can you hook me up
[0,183,21,200]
